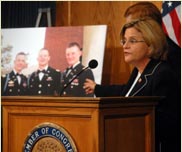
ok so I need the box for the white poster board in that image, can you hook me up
[1,25,107,84]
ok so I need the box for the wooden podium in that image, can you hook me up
[2,96,159,152]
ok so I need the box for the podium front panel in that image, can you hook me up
[2,96,158,152]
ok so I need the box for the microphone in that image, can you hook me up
[60,59,98,96]
[88,59,98,69]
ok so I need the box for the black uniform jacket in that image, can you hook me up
[28,66,61,96]
[1,71,28,96]
[61,63,94,97]
[95,59,180,148]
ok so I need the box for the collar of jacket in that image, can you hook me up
[121,59,162,96]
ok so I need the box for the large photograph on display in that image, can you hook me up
[1,25,107,97]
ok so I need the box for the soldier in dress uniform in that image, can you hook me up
[28,48,61,96]
[1,52,28,96]
[60,42,94,97]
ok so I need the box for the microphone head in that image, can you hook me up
[88,59,98,69]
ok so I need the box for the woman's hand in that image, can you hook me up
[83,78,96,94]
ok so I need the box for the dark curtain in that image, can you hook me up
[1,1,56,28]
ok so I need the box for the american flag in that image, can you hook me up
[162,1,181,47]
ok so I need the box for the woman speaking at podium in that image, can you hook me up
[83,18,180,152]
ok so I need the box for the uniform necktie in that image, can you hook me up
[37,69,46,74]
[66,67,73,77]
[16,73,21,84]
[38,70,46,80]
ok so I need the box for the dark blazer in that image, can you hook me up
[166,36,181,86]
[95,59,180,152]
[95,59,179,97]
[1,71,28,96]
[28,66,61,96]
[61,63,94,97]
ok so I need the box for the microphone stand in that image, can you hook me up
[60,67,89,96]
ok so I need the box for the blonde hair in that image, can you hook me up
[120,18,168,60]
